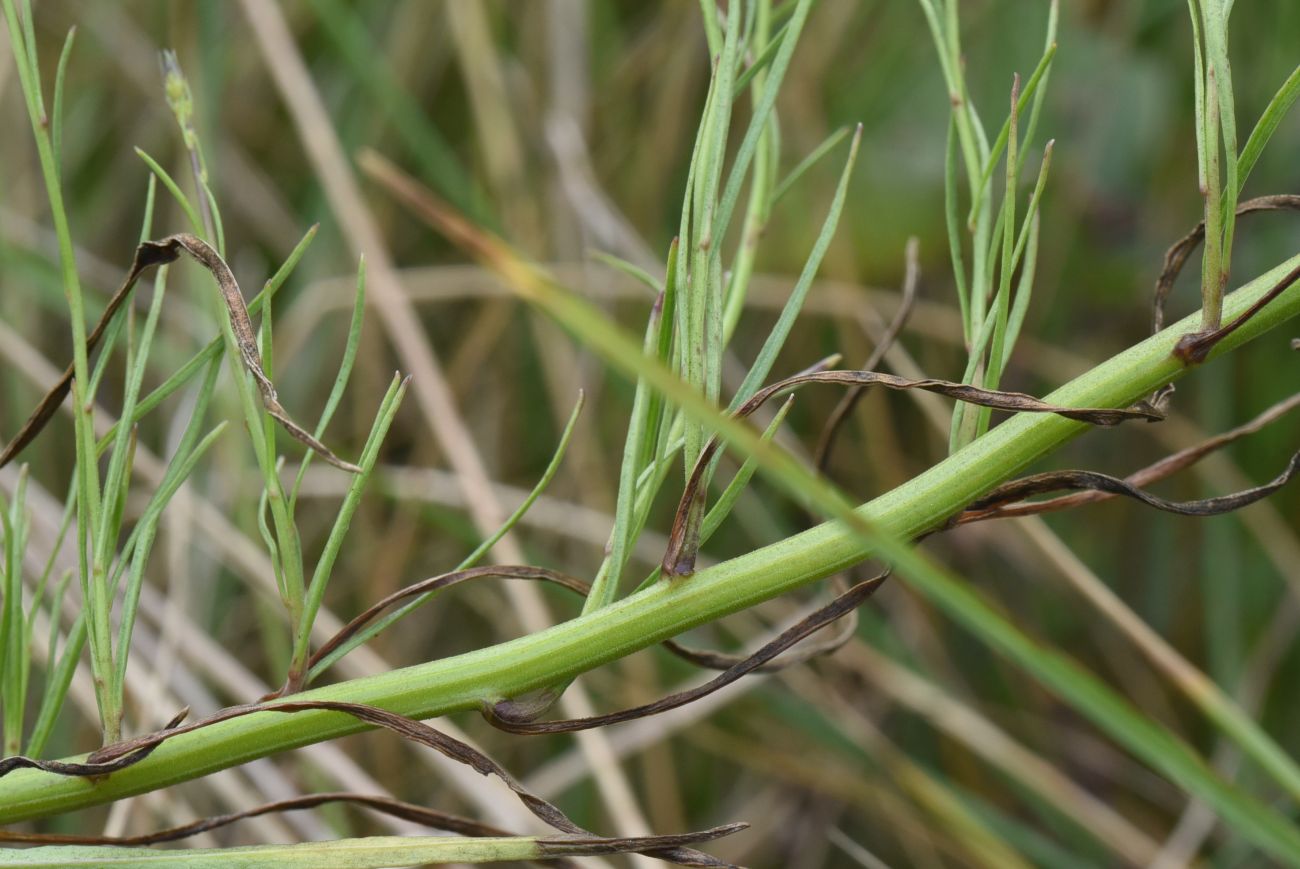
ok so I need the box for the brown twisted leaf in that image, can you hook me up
[662,367,1163,577]
[0,233,359,473]
[0,792,516,846]
[1148,194,1300,366]
[814,237,920,472]
[952,390,1300,524]
[301,565,591,683]
[1152,194,1300,333]
[482,572,886,734]
[7,698,737,866]
[0,791,745,867]
[955,451,1300,526]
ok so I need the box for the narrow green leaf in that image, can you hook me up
[308,389,583,681]
[134,148,205,236]
[50,27,75,174]
[1237,62,1300,189]
[771,125,850,206]
[291,256,367,510]
[731,124,862,410]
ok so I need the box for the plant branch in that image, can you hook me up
[0,254,1298,824]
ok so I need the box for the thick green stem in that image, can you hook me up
[2,259,1298,823]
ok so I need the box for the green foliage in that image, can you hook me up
[0,1,1298,865]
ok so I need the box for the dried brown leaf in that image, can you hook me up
[0,234,359,473]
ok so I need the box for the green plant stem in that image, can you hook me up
[2,259,1298,824]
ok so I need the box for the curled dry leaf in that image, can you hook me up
[1174,261,1300,364]
[0,793,745,868]
[0,233,360,473]
[0,792,517,846]
[1152,194,1300,333]
[300,565,591,684]
[1149,194,1300,367]
[955,452,1300,526]
[304,560,861,707]
[481,572,886,734]
[7,699,739,866]
[814,236,921,472]
[662,367,1163,577]
[0,708,187,780]
[951,390,1300,524]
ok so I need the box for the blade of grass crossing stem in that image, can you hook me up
[731,16,790,96]
[363,158,1300,862]
[291,258,367,510]
[307,391,582,682]
[730,125,861,410]
[291,375,408,688]
[701,397,794,549]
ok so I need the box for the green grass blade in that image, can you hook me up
[730,124,861,410]
[134,148,204,236]
[308,389,583,682]
[711,0,814,255]
[292,375,408,682]
[307,0,489,226]
[589,293,667,611]
[1237,62,1300,188]
[588,250,662,295]
[291,256,367,510]
[732,17,791,96]
[772,125,850,206]
[112,421,227,697]
[966,41,1057,227]
[50,27,75,173]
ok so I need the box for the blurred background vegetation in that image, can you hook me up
[0,1,1298,865]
